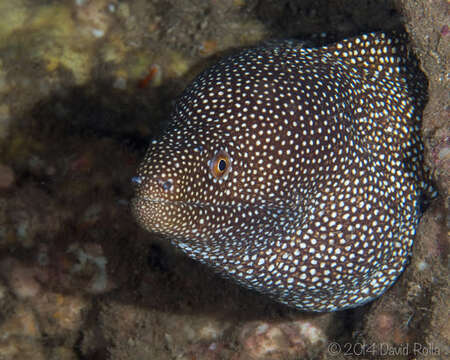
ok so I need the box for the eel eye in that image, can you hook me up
[210,150,231,179]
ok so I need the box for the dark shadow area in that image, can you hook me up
[251,0,402,38]
[3,58,308,313]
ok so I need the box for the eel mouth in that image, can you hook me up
[131,195,299,249]
[133,195,294,214]
[136,195,245,210]
[132,194,301,239]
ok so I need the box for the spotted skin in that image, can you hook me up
[132,32,434,311]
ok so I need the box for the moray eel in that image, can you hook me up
[132,31,434,311]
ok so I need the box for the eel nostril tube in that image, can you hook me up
[131,176,142,185]
[157,179,173,192]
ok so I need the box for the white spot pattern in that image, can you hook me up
[133,31,435,311]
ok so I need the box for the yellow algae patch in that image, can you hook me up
[58,47,93,85]
[117,2,131,18]
[37,39,93,84]
[233,0,247,7]
[33,4,101,84]
[45,56,60,72]
[0,1,29,42]
[126,51,156,80]
[114,69,128,79]
[233,20,268,46]
[27,4,93,84]
[39,41,93,84]
[27,4,75,39]
[100,35,128,64]
[166,50,192,78]
[0,2,94,85]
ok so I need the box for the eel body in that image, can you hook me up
[133,31,433,311]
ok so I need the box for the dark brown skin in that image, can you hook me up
[133,32,435,311]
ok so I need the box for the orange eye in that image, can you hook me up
[210,150,231,179]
